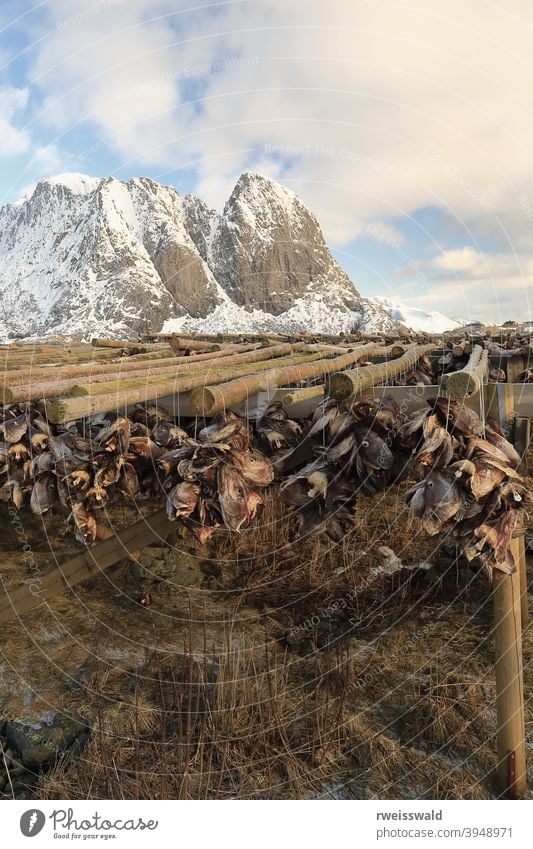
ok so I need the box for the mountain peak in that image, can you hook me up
[230,170,298,206]
[0,172,400,340]
[235,169,279,184]
[42,173,101,195]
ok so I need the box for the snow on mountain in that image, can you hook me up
[44,173,102,194]
[374,297,465,333]
[161,293,395,336]
[0,171,400,341]
[0,177,175,340]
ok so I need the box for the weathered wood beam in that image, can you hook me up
[440,345,489,398]
[506,355,527,384]
[327,344,436,400]
[493,549,527,797]
[451,341,472,357]
[43,348,339,421]
[91,338,144,350]
[190,344,419,415]
[282,385,325,405]
[513,416,531,466]
[169,336,221,352]
[0,509,175,626]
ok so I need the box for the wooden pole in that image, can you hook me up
[512,416,531,467]
[493,554,527,797]
[506,355,527,384]
[0,348,125,368]
[189,344,427,415]
[326,344,436,400]
[514,535,529,628]
[451,341,472,357]
[440,344,489,398]
[282,385,325,405]
[0,509,174,626]
[485,381,527,797]
[169,336,221,352]
[91,338,145,351]
[44,350,336,421]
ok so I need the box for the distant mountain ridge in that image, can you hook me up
[374,296,467,333]
[0,171,401,340]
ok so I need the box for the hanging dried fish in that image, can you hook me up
[404,396,531,580]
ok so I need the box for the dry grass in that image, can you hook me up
[0,480,532,800]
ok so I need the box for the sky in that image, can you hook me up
[1,0,532,323]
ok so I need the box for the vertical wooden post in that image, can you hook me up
[493,557,527,797]
[484,384,527,796]
[511,416,529,629]
[514,535,529,628]
[484,383,502,423]
[513,416,531,469]
[505,355,526,385]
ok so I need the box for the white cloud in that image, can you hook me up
[5,0,533,319]
[32,143,61,169]
[26,3,533,229]
[0,86,30,154]
[393,247,533,322]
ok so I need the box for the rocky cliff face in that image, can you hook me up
[126,177,221,318]
[208,172,360,315]
[0,171,399,339]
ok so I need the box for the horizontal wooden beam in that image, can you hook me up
[440,345,489,399]
[0,509,174,626]
[327,344,436,400]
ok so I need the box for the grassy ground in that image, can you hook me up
[0,481,531,800]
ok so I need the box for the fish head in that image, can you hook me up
[3,414,28,443]
[424,470,460,511]
[354,428,394,470]
[152,421,188,448]
[228,450,274,486]
[217,465,251,531]
[169,481,201,518]
[30,432,49,453]
[84,485,108,509]
[199,418,244,444]
[119,462,140,497]
[30,473,57,513]
[432,397,482,436]
[9,442,30,464]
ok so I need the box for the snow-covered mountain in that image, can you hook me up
[0,171,401,340]
[374,297,466,333]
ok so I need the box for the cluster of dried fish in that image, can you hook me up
[519,369,533,383]
[280,395,410,541]
[163,410,273,543]
[1,403,273,546]
[402,397,530,579]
